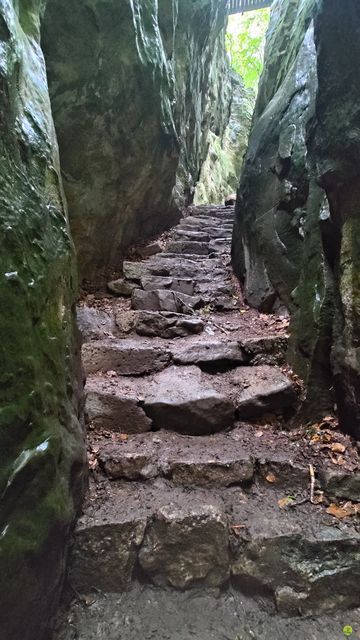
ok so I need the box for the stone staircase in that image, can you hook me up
[55,205,360,640]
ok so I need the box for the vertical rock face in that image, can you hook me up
[194,72,254,205]
[313,0,360,438]
[0,2,85,639]
[42,0,231,278]
[232,0,360,437]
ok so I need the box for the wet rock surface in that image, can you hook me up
[42,0,232,278]
[57,205,360,638]
[139,500,230,589]
[54,584,360,640]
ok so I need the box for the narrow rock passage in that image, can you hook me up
[56,206,360,639]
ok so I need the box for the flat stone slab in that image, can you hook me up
[135,311,204,338]
[207,365,296,418]
[82,340,171,376]
[166,240,209,255]
[172,341,246,366]
[124,257,227,281]
[86,376,152,433]
[144,365,235,435]
[98,430,254,486]
[141,275,194,296]
[138,500,229,589]
[173,230,210,242]
[131,289,202,314]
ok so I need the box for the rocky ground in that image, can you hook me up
[55,205,360,639]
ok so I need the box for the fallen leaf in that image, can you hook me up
[278,496,294,509]
[266,472,278,484]
[326,502,359,519]
[255,430,263,438]
[330,454,345,466]
[331,442,346,454]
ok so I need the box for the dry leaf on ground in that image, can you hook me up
[266,472,278,484]
[326,501,360,519]
[278,496,294,509]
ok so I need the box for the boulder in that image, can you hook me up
[70,515,147,592]
[135,311,204,338]
[85,377,152,433]
[144,366,235,435]
[131,289,202,314]
[232,366,296,417]
[77,305,115,340]
[138,501,229,589]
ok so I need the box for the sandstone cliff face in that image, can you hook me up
[42,0,231,278]
[232,0,360,436]
[0,2,85,638]
[195,72,254,205]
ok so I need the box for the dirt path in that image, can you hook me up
[55,205,360,639]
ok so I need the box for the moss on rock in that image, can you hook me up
[0,2,85,638]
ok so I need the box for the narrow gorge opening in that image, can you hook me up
[194,6,270,206]
[2,2,360,640]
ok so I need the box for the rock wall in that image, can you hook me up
[42,0,231,279]
[194,72,254,205]
[0,2,85,639]
[232,0,360,437]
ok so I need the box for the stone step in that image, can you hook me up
[86,376,152,433]
[97,429,255,485]
[131,288,202,314]
[82,340,171,376]
[140,275,195,296]
[123,258,229,282]
[135,310,205,338]
[175,225,232,239]
[190,211,234,221]
[94,427,360,497]
[85,363,296,435]
[209,238,232,255]
[172,229,211,242]
[53,583,360,640]
[68,480,360,614]
[178,215,231,228]
[165,240,210,255]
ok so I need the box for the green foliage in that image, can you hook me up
[343,626,354,637]
[226,9,270,90]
